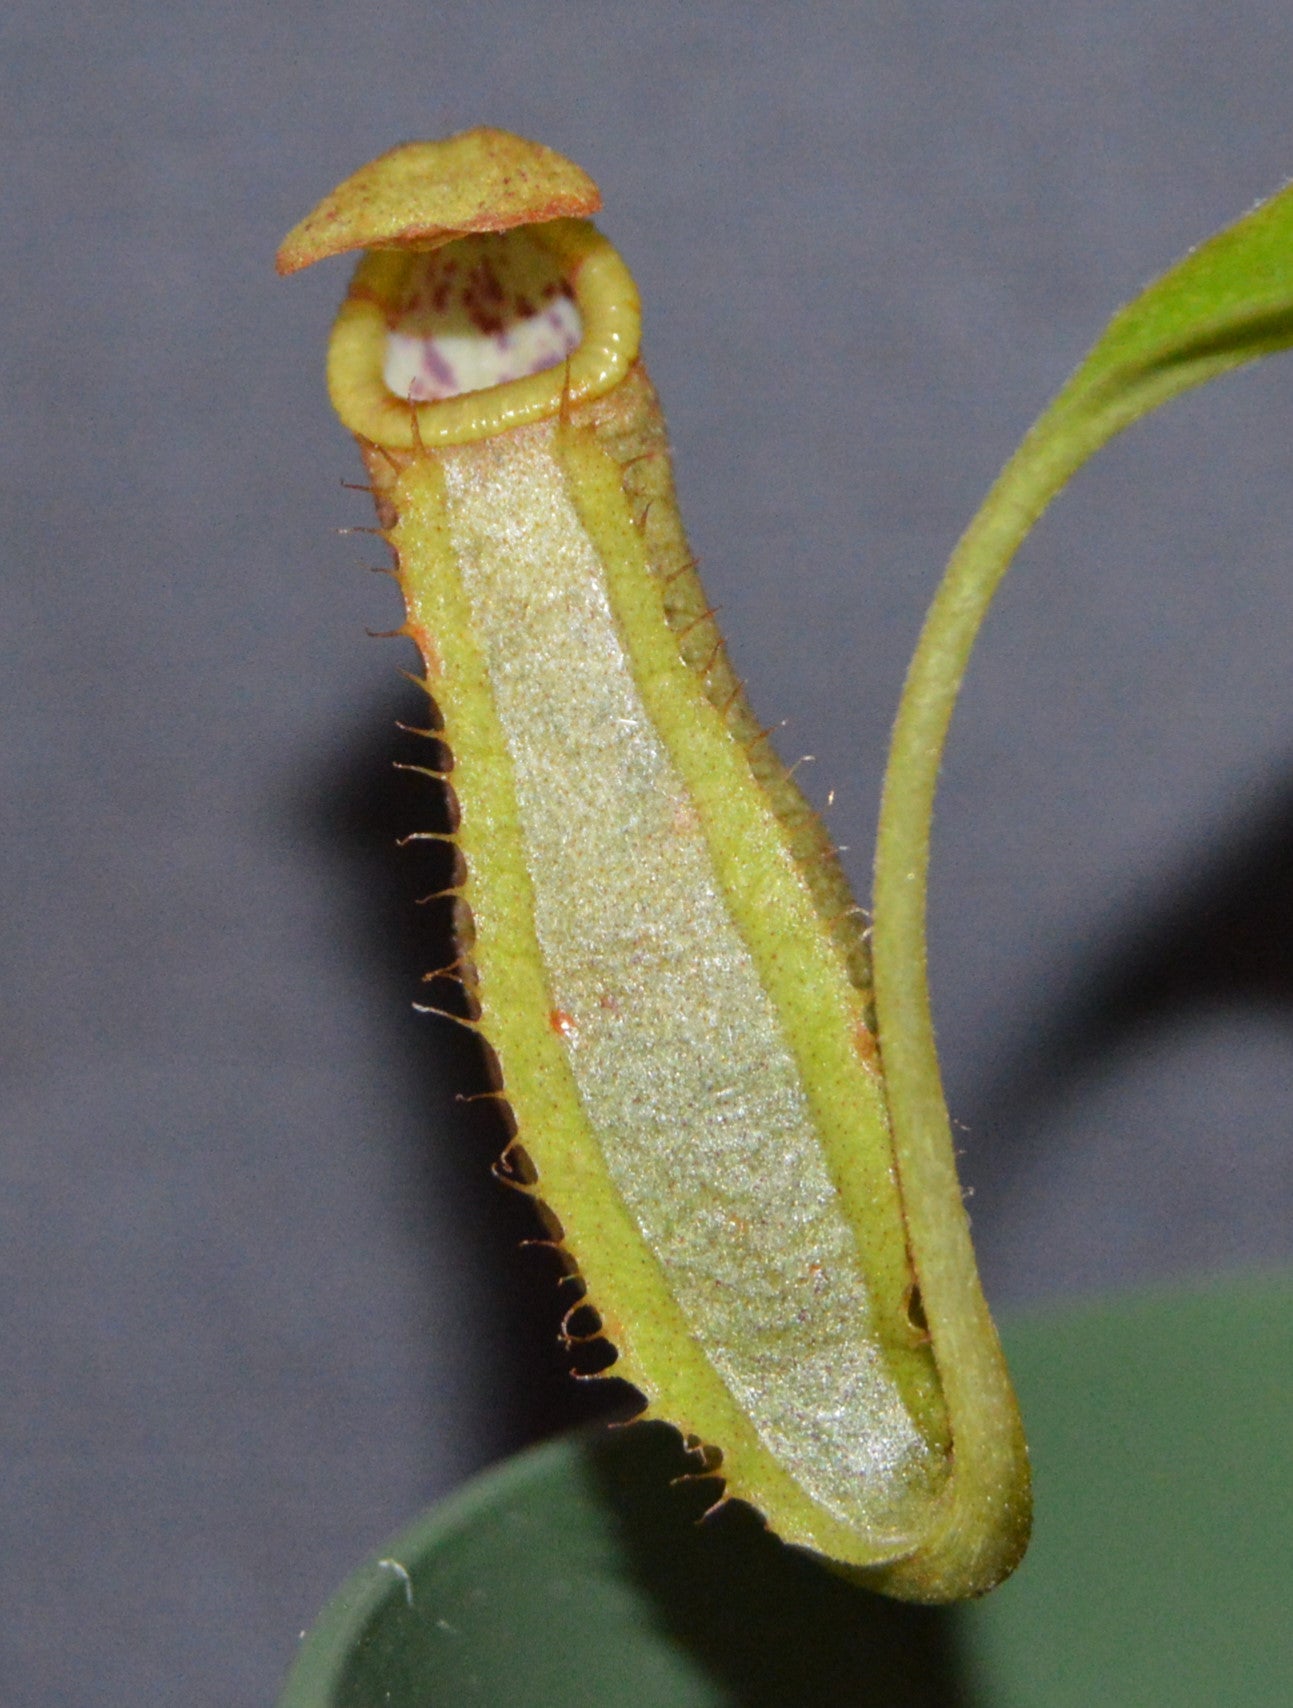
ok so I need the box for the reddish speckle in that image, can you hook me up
[549,1009,578,1040]
[411,343,459,400]
[405,620,442,677]
[854,1020,880,1072]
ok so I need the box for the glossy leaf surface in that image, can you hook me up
[277,1275,1293,1708]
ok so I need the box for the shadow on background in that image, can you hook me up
[969,765,1293,1164]
[302,679,633,1462]
[297,683,978,1701]
[298,693,1293,1706]
[304,696,1293,1345]
[287,1422,978,1708]
[590,1424,976,1707]
[313,678,1293,1280]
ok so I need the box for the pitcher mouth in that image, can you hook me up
[326,218,641,449]
[381,228,583,403]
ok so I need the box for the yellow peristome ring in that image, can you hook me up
[281,129,1036,1602]
[326,219,642,450]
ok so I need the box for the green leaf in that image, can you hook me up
[870,189,1293,1518]
[277,1274,1293,1707]
[964,1273,1293,1708]
[873,182,1293,1128]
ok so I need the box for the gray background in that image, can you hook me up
[4,4,1292,1703]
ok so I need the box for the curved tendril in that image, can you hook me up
[872,176,1293,1575]
[282,134,1293,1608]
